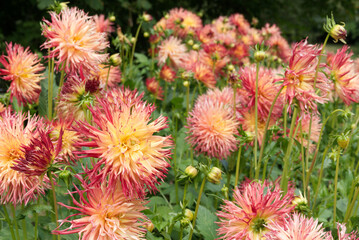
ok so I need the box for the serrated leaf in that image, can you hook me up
[196,205,218,240]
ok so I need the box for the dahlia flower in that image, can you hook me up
[0,111,48,205]
[93,14,114,35]
[239,66,283,120]
[283,39,331,112]
[0,42,44,105]
[75,88,172,198]
[187,93,238,159]
[54,178,148,239]
[326,46,359,105]
[146,77,164,100]
[160,65,176,82]
[217,180,294,240]
[266,213,332,240]
[42,7,108,74]
[56,74,101,122]
[230,43,250,65]
[157,36,187,68]
[166,8,202,38]
[229,13,250,35]
[337,223,359,240]
[192,63,216,88]
[202,44,231,74]
[95,64,122,89]
[196,25,216,44]
[267,35,291,63]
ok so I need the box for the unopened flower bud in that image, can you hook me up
[221,185,229,199]
[227,64,235,72]
[145,221,154,232]
[164,13,169,19]
[192,44,200,50]
[59,169,72,188]
[254,50,266,62]
[185,165,197,178]
[183,81,190,88]
[180,218,191,227]
[143,32,149,38]
[337,134,350,149]
[207,167,222,184]
[187,39,194,46]
[109,54,122,66]
[109,15,116,22]
[59,2,68,10]
[142,13,153,22]
[330,24,347,44]
[130,37,136,44]
[184,209,193,221]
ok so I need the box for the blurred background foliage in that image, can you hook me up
[1,0,359,53]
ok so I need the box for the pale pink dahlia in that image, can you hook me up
[157,36,187,68]
[187,93,238,159]
[93,14,114,35]
[337,223,359,240]
[42,7,109,74]
[74,88,172,198]
[0,42,44,105]
[217,180,294,240]
[266,213,332,240]
[54,178,148,239]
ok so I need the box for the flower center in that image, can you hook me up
[250,217,267,234]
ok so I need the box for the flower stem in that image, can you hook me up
[234,146,242,187]
[283,104,288,138]
[188,177,206,240]
[344,187,359,223]
[105,65,111,91]
[34,207,38,240]
[2,205,16,240]
[128,20,143,79]
[280,107,299,192]
[186,83,190,116]
[48,172,60,240]
[10,205,19,240]
[182,182,189,207]
[21,204,27,240]
[312,146,330,209]
[257,86,284,179]
[333,154,340,229]
[253,62,259,179]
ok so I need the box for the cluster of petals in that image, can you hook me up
[217,180,294,239]
[93,14,114,35]
[282,39,331,112]
[157,36,187,68]
[266,213,332,240]
[0,111,48,205]
[54,177,148,239]
[166,8,202,38]
[42,7,109,74]
[326,46,359,105]
[0,42,44,105]
[187,88,238,159]
[146,77,164,100]
[337,223,359,240]
[74,88,172,198]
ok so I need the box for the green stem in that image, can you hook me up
[344,187,359,223]
[173,117,179,204]
[182,182,189,207]
[2,206,16,240]
[128,20,143,79]
[234,146,242,187]
[34,207,38,240]
[280,107,299,192]
[186,84,190,116]
[254,62,259,179]
[179,226,183,240]
[150,44,155,76]
[21,204,27,240]
[333,154,340,229]
[105,65,111,91]
[10,205,19,240]
[312,146,329,209]
[300,121,306,197]
[257,86,284,178]
[188,177,206,240]
[283,104,288,138]
[48,172,60,240]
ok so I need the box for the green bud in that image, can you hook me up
[59,169,72,188]
[185,165,197,178]
[207,167,222,184]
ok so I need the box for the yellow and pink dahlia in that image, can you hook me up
[283,39,330,112]
[0,42,44,105]
[326,46,359,105]
[166,8,202,38]
[160,65,176,82]
[217,180,294,240]
[54,178,148,239]
[266,213,332,240]
[42,7,108,74]
[157,36,187,68]
[187,92,238,159]
[75,88,172,198]
[0,111,48,205]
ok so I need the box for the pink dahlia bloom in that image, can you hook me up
[54,178,148,239]
[217,180,294,240]
[283,39,331,112]
[0,42,44,105]
[157,36,187,68]
[192,62,216,88]
[0,111,49,205]
[187,92,238,159]
[42,7,109,74]
[93,14,114,35]
[166,8,202,38]
[326,46,359,105]
[239,66,284,121]
[229,13,251,35]
[337,223,359,240]
[266,213,332,240]
[74,88,172,198]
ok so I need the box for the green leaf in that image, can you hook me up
[146,231,163,240]
[196,205,218,240]
[134,53,149,64]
